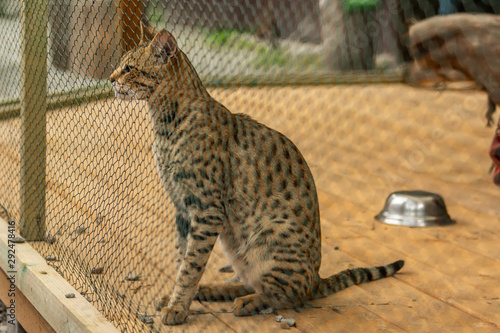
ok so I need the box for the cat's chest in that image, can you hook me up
[151,136,189,193]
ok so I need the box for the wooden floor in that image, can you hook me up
[1,84,499,332]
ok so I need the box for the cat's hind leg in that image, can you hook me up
[230,262,314,316]
[196,282,254,301]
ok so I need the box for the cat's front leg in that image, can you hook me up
[161,206,222,325]
[174,211,190,271]
[154,211,189,312]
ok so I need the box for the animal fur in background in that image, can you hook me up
[408,13,500,127]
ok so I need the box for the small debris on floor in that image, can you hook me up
[46,233,56,244]
[275,315,296,329]
[219,265,234,273]
[45,255,57,261]
[280,322,291,330]
[125,274,140,281]
[259,307,274,314]
[12,236,25,243]
[75,226,87,235]
[282,318,295,327]
[65,293,75,299]
[330,306,341,314]
[131,286,142,294]
[91,266,104,274]
[95,215,105,225]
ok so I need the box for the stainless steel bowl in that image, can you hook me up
[375,190,455,227]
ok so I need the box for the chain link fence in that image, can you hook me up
[1,0,499,332]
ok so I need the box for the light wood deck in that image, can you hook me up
[0,84,499,332]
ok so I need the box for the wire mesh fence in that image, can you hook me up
[1,0,500,332]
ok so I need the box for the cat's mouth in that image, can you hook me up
[111,83,136,100]
[114,91,134,100]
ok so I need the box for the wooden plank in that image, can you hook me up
[2,84,500,332]
[19,0,47,240]
[313,238,499,331]
[0,268,55,333]
[0,217,120,332]
[317,191,500,327]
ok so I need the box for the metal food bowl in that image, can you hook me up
[375,190,455,227]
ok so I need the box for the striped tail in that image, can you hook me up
[313,260,404,299]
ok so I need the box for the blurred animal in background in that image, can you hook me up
[490,123,500,185]
[407,13,500,186]
[407,13,500,127]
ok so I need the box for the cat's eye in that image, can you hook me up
[123,65,132,73]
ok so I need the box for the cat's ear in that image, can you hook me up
[152,30,177,60]
[140,18,158,43]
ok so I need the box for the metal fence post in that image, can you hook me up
[19,0,47,241]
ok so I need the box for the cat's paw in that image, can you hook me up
[232,295,273,316]
[232,297,256,316]
[161,305,188,325]
[154,295,170,311]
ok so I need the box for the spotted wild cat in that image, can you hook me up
[110,21,404,326]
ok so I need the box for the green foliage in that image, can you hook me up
[206,29,253,50]
[341,0,380,12]
[146,1,165,26]
[254,48,288,69]
[206,29,288,68]
[205,28,323,71]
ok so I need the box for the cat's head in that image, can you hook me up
[110,21,179,100]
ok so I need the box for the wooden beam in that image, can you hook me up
[119,0,145,51]
[19,0,47,240]
[0,268,55,333]
[0,217,120,333]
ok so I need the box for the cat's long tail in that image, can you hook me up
[313,260,404,299]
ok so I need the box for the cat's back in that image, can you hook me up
[217,106,320,230]
[210,106,323,279]
[171,97,320,227]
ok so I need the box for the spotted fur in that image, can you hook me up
[110,21,404,325]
